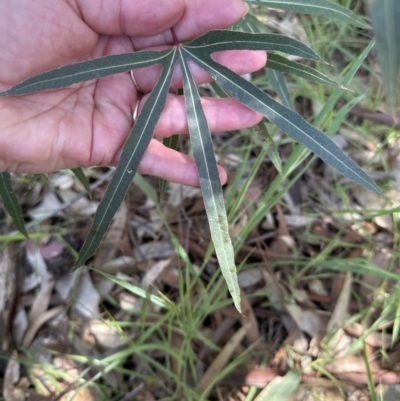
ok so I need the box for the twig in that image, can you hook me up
[338,100,400,129]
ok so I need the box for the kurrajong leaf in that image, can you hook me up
[180,48,241,313]
[186,30,322,61]
[0,30,381,311]
[267,53,340,88]
[186,53,381,195]
[74,50,177,269]
[0,172,29,237]
[0,51,170,97]
[245,0,368,28]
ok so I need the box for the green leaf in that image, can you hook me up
[0,172,29,238]
[255,371,301,401]
[0,50,171,97]
[267,68,294,110]
[187,54,381,195]
[237,13,270,34]
[369,0,400,109]
[180,49,241,313]
[255,122,283,175]
[159,135,179,202]
[186,30,322,61]
[74,51,177,269]
[1,28,381,310]
[246,0,368,27]
[71,168,92,199]
[267,53,340,87]
[210,81,230,98]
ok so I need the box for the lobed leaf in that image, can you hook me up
[74,52,177,269]
[185,30,322,61]
[186,53,381,195]
[0,50,171,97]
[180,48,241,313]
[246,0,368,27]
[267,53,340,87]
[1,26,382,310]
[0,172,29,237]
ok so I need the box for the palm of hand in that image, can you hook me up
[0,0,265,184]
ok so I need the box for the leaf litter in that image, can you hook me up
[1,7,400,401]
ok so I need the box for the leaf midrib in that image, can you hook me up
[77,52,177,264]
[180,48,231,268]
[185,50,375,192]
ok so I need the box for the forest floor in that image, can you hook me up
[1,1,400,400]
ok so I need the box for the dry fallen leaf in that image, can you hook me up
[3,352,24,401]
[198,322,251,395]
[88,320,126,350]
[74,270,101,319]
[94,200,128,269]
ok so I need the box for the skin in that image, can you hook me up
[0,0,266,185]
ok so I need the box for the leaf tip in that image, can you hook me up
[233,298,243,314]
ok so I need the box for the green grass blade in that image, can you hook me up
[267,53,340,87]
[95,270,169,308]
[233,39,377,252]
[255,122,283,175]
[71,168,92,199]
[159,135,179,202]
[246,0,368,27]
[0,50,171,97]
[180,49,241,313]
[314,39,376,127]
[189,54,381,196]
[369,0,400,109]
[0,172,28,238]
[74,52,177,269]
[267,68,294,110]
[186,30,322,61]
[362,343,377,401]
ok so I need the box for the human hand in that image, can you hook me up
[0,0,266,185]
